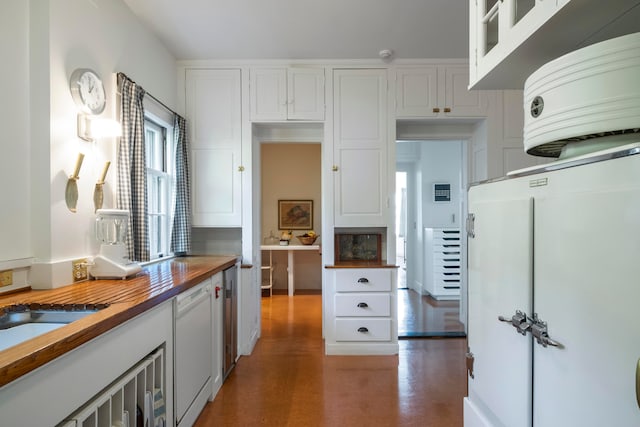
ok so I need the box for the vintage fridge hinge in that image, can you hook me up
[465,348,475,379]
[467,213,475,238]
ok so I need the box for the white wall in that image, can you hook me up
[0,2,32,289]
[420,141,463,229]
[1,0,178,289]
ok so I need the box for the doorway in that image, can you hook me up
[396,140,466,337]
[259,142,323,296]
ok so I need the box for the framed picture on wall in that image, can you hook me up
[278,200,313,230]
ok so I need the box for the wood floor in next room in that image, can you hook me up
[195,294,467,427]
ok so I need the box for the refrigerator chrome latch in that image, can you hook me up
[498,310,531,335]
[467,213,476,238]
[530,313,561,348]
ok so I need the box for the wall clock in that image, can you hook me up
[69,68,106,115]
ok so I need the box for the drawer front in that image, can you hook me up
[432,229,460,238]
[335,269,392,292]
[334,318,392,341]
[334,294,391,317]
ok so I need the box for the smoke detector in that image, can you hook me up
[379,49,394,61]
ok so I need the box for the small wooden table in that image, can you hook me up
[260,244,321,296]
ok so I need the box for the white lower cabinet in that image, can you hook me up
[62,348,166,427]
[326,268,398,355]
[0,302,174,427]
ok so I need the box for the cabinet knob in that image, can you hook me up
[357,302,369,308]
[433,107,440,113]
[444,107,451,113]
[332,165,338,172]
[357,327,369,333]
[238,166,245,172]
[357,277,369,283]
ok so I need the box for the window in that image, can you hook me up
[145,116,175,260]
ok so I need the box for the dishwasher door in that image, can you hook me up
[175,279,212,425]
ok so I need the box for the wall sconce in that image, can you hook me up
[77,114,122,142]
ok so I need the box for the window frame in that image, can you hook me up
[144,114,176,261]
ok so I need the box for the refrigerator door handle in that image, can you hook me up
[498,310,531,335]
[466,213,475,238]
[636,358,640,409]
[530,313,562,348]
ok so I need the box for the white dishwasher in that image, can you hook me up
[174,279,212,427]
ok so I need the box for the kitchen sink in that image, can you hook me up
[0,305,107,352]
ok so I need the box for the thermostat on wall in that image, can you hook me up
[433,183,451,202]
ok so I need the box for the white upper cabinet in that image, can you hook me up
[469,0,640,89]
[186,68,243,227]
[396,65,490,118]
[333,69,388,227]
[250,68,325,121]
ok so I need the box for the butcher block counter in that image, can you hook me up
[0,255,238,388]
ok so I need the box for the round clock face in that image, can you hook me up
[70,68,106,115]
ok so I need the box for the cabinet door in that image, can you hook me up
[466,194,533,427]
[442,66,489,117]
[186,69,242,226]
[533,187,640,426]
[396,66,489,118]
[287,68,325,120]
[250,68,287,121]
[396,67,439,117]
[333,69,388,227]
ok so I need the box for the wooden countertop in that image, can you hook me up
[0,255,238,388]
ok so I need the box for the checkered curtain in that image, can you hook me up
[170,114,192,254]
[117,74,149,262]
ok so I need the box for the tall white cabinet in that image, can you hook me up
[332,69,388,227]
[185,69,243,227]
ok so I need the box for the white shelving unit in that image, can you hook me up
[423,228,461,300]
[261,250,274,296]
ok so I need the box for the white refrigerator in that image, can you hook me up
[464,32,640,427]
[464,145,640,426]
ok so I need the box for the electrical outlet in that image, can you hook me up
[0,270,13,287]
[72,259,88,282]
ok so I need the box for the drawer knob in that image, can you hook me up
[357,327,369,333]
[357,278,369,283]
[357,302,369,308]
